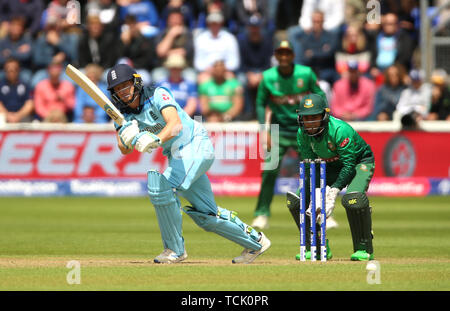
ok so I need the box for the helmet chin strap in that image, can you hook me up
[125,76,143,111]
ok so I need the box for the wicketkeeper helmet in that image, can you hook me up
[296,94,330,137]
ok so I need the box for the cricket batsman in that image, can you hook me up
[107,63,271,263]
[287,94,375,261]
[252,40,336,230]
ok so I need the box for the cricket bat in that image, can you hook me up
[65,64,125,126]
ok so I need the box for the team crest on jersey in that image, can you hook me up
[360,164,368,171]
[304,99,313,108]
[297,79,304,88]
[327,141,336,151]
[161,92,170,101]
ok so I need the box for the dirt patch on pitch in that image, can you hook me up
[0,257,449,268]
[0,258,153,268]
[0,257,331,268]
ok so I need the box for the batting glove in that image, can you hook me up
[118,120,140,149]
[131,131,161,153]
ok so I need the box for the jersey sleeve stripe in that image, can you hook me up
[159,104,177,113]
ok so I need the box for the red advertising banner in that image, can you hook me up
[0,130,449,180]
[0,131,166,179]
[360,131,450,177]
[0,131,263,180]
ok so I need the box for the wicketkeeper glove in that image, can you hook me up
[118,120,140,149]
[306,186,340,224]
[131,131,161,153]
[325,187,340,218]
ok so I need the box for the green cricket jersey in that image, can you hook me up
[297,116,374,190]
[256,65,325,137]
[198,78,243,113]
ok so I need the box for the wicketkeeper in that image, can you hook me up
[107,64,271,264]
[252,40,331,230]
[286,94,375,261]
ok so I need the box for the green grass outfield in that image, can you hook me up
[0,196,449,291]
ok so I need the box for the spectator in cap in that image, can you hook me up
[395,69,432,129]
[0,58,34,123]
[157,54,198,117]
[33,61,75,123]
[237,14,273,120]
[372,64,407,121]
[198,59,244,122]
[73,64,109,123]
[330,60,376,121]
[194,11,240,84]
[428,69,450,121]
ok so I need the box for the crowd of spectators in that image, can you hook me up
[0,0,449,127]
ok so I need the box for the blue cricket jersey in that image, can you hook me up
[115,86,198,156]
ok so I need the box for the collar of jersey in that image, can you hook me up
[142,96,154,109]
